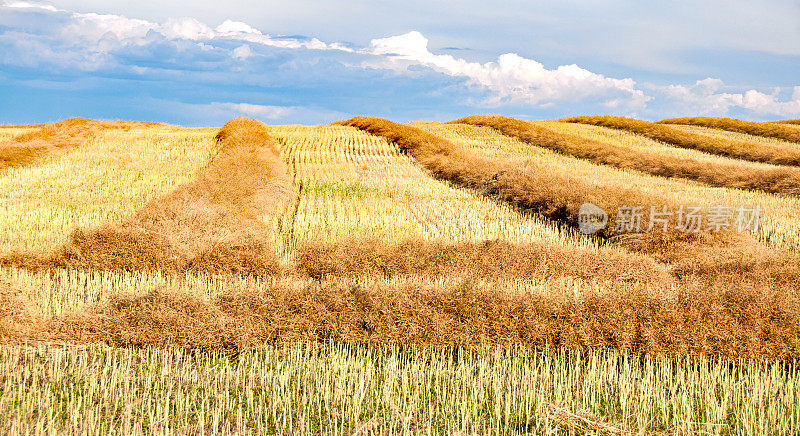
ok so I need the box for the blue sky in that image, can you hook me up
[1,0,798,125]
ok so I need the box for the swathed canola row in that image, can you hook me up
[414,121,800,251]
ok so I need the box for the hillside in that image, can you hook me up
[0,117,799,434]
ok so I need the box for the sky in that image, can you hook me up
[0,0,799,125]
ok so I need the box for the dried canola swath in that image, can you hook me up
[415,121,800,251]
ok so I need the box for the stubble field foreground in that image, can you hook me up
[0,116,799,434]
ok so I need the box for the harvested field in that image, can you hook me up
[3,343,798,434]
[464,115,800,195]
[266,124,592,257]
[0,118,162,172]
[414,120,800,251]
[340,116,788,279]
[337,117,685,238]
[660,116,800,143]
[560,115,800,168]
[408,120,800,285]
[0,127,218,253]
[2,119,291,275]
[4,116,800,434]
[665,122,800,149]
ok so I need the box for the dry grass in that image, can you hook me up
[1,118,291,275]
[10,278,794,360]
[660,116,800,143]
[562,115,800,167]
[0,118,162,172]
[0,283,40,340]
[299,238,670,284]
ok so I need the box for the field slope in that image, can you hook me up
[1,116,799,434]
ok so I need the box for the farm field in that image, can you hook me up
[1,116,800,434]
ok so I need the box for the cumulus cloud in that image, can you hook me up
[661,78,800,117]
[367,31,650,109]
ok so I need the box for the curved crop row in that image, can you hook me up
[461,115,800,196]
[338,117,800,288]
[335,119,736,258]
[0,118,162,172]
[561,115,800,167]
[659,116,800,143]
[2,118,292,275]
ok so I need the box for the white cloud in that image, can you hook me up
[367,31,650,108]
[232,45,252,60]
[4,0,58,11]
[65,12,154,41]
[159,17,214,40]
[3,1,799,120]
[215,20,260,35]
[662,78,800,117]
